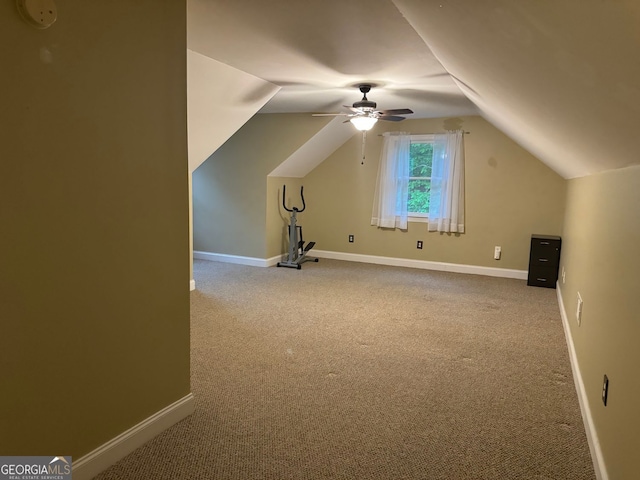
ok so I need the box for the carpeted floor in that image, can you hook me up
[95,259,595,479]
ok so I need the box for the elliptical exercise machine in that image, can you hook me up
[277,185,318,270]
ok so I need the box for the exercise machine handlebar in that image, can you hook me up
[281,185,306,213]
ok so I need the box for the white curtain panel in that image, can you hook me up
[428,130,465,233]
[371,132,411,229]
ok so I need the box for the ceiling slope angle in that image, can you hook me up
[187,49,280,172]
[187,0,478,120]
[392,0,640,179]
[269,117,358,178]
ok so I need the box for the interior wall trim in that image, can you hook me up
[557,286,608,480]
[194,249,527,279]
[72,393,195,480]
[313,250,528,279]
[194,250,281,267]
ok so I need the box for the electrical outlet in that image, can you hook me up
[494,246,501,260]
[348,234,354,243]
[562,266,566,284]
[576,292,583,325]
[602,375,609,406]
[417,240,423,249]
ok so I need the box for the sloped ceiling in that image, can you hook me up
[393,0,640,179]
[268,117,357,178]
[188,0,640,179]
[187,0,478,119]
[187,49,280,172]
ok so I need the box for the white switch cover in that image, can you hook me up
[494,246,501,260]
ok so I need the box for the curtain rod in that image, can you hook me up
[377,131,470,136]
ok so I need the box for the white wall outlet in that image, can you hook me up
[562,266,566,284]
[576,292,583,325]
[494,246,501,260]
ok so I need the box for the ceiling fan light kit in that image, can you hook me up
[350,116,378,131]
[313,84,414,132]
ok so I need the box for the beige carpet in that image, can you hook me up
[96,259,595,479]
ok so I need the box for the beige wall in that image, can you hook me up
[193,114,330,258]
[302,116,566,270]
[559,165,640,479]
[0,1,190,459]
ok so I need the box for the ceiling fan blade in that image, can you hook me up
[377,108,414,116]
[378,115,406,122]
[315,87,416,125]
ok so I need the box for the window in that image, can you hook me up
[408,135,434,219]
[372,131,465,232]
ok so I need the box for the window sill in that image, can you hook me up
[408,216,429,224]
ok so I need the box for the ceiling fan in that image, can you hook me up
[313,84,414,131]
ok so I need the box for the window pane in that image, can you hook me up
[410,142,433,177]
[408,179,431,213]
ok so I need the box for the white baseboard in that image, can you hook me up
[193,249,527,279]
[194,250,281,267]
[190,279,196,291]
[557,286,607,480]
[72,393,195,480]
[313,250,528,279]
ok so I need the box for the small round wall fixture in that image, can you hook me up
[17,0,57,29]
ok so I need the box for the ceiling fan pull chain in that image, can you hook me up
[361,130,367,165]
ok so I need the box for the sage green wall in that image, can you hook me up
[193,114,329,258]
[559,166,640,479]
[302,116,566,270]
[0,1,190,459]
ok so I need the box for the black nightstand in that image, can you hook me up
[527,235,562,288]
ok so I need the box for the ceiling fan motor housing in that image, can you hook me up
[311,83,412,121]
[354,84,377,110]
[353,100,377,110]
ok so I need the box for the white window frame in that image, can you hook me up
[408,134,434,222]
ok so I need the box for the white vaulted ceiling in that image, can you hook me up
[188,0,640,179]
[393,0,640,179]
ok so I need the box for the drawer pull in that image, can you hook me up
[540,241,550,245]
[536,278,547,282]
[538,258,549,262]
